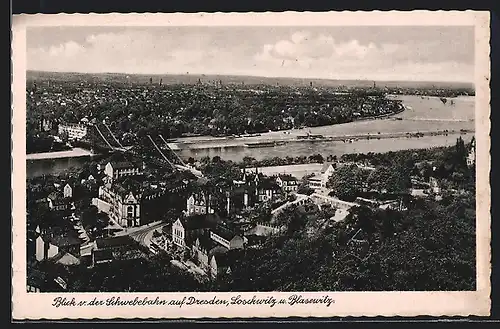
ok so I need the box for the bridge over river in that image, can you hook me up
[84,122,204,178]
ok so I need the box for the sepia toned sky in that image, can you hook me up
[27,26,475,82]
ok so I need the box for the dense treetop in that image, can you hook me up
[27,79,404,145]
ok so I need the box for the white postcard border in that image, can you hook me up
[12,11,491,319]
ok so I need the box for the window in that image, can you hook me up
[127,206,134,218]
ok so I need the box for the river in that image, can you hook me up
[26,95,475,178]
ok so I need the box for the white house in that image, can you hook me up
[321,163,336,179]
[58,123,88,140]
[430,177,442,194]
[308,163,336,189]
[186,193,214,216]
[35,234,59,261]
[275,175,299,194]
[104,161,142,180]
[63,183,73,198]
[307,175,324,190]
[467,146,475,167]
[97,180,142,227]
[172,218,186,248]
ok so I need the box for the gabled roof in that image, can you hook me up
[211,225,238,241]
[321,162,334,173]
[308,174,322,181]
[245,234,267,245]
[53,252,81,266]
[188,192,206,203]
[47,191,63,201]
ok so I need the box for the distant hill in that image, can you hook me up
[26,70,474,90]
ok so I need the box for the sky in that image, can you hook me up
[26,26,475,82]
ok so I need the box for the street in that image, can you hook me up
[115,221,166,248]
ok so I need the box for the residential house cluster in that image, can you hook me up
[95,160,176,228]
[35,224,82,265]
[227,169,283,213]
[171,214,247,280]
[87,235,145,267]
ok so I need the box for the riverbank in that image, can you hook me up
[26,147,93,160]
[169,128,473,151]
[168,102,407,147]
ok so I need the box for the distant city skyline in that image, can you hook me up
[27,26,474,83]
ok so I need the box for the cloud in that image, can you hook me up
[28,30,217,74]
[47,41,84,57]
[252,31,473,82]
[27,29,474,82]
[256,32,382,64]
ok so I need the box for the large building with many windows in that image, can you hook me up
[104,161,143,180]
[58,123,88,140]
[97,177,142,227]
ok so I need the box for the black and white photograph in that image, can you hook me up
[12,11,491,319]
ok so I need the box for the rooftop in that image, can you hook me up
[52,252,81,266]
[110,161,139,170]
[180,213,220,231]
[93,249,114,262]
[40,228,81,247]
[321,162,335,173]
[96,236,133,249]
[211,224,238,241]
[278,174,298,182]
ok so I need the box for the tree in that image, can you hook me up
[242,156,256,167]
[309,154,324,163]
[294,182,311,195]
[454,136,468,170]
[80,205,99,230]
[328,164,363,201]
